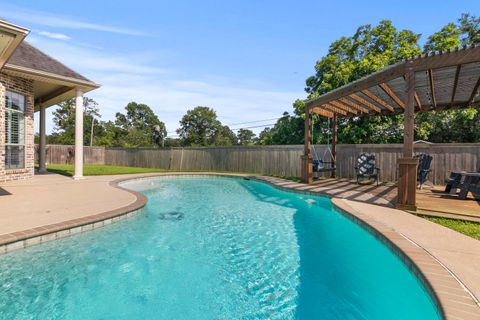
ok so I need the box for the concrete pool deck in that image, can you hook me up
[0,173,479,319]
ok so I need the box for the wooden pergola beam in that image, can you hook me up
[414,92,422,110]
[467,75,480,105]
[450,65,461,107]
[330,100,359,115]
[302,110,313,183]
[305,63,406,109]
[305,46,480,111]
[396,67,417,211]
[311,107,334,118]
[411,46,480,71]
[361,89,395,112]
[349,93,382,113]
[322,103,348,116]
[338,98,370,113]
[379,83,405,109]
[428,69,437,109]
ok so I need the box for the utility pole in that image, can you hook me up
[90,116,95,147]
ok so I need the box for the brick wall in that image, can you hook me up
[0,72,35,182]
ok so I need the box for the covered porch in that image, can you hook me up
[3,42,100,179]
[302,45,480,210]
[0,19,99,180]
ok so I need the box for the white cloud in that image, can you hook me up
[37,31,71,40]
[30,37,302,136]
[0,4,144,36]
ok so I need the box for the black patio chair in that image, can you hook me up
[354,153,380,186]
[445,167,480,194]
[415,153,433,189]
[458,176,480,200]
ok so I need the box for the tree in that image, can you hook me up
[275,14,479,145]
[257,127,273,145]
[305,20,420,97]
[237,128,256,145]
[264,21,420,145]
[424,23,461,52]
[114,102,167,147]
[177,106,224,146]
[458,13,480,46]
[214,125,237,146]
[50,97,102,145]
[416,13,480,142]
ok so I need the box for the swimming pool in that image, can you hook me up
[0,176,441,319]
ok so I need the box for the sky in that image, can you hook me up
[1,0,479,137]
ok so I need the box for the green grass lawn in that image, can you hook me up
[44,164,167,176]
[423,216,480,240]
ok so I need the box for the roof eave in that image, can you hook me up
[0,20,30,70]
[3,63,101,89]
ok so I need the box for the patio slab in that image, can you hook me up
[304,178,480,221]
[339,199,480,304]
[0,173,144,235]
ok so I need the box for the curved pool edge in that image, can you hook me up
[251,176,480,320]
[0,177,148,254]
[1,172,478,319]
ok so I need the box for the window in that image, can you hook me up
[5,91,25,169]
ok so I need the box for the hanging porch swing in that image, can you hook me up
[311,115,336,177]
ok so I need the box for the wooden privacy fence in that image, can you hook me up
[34,144,105,165]
[104,145,303,177]
[37,143,480,185]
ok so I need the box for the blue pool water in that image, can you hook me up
[0,176,441,319]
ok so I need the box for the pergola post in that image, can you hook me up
[331,114,337,178]
[396,66,418,210]
[301,109,313,184]
[73,88,84,180]
[38,103,47,173]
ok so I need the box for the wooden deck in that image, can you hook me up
[307,178,480,222]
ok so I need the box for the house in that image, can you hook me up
[0,20,99,182]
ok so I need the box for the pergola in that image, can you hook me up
[302,45,480,210]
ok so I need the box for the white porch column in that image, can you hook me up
[73,88,84,180]
[38,104,47,173]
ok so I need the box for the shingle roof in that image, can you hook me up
[5,41,92,83]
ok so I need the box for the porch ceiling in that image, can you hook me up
[2,66,99,111]
[305,45,480,118]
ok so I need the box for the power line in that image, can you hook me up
[166,117,282,134]
[227,117,281,126]
[230,123,276,131]
[166,122,277,138]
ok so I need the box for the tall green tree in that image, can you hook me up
[237,128,256,145]
[50,97,102,145]
[423,23,462,52]
[177,106,221,146]
[214,125,237,146]
[263,20,420,145]
[258,112,304,145]
[266,14,479,145]
[114,102,167,147]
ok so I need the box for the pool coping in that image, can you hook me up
[0,178,148,253]
[0,172,479,319]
